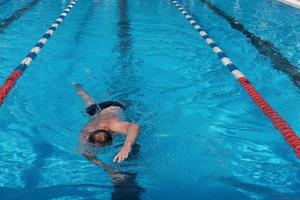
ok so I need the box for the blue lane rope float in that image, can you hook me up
[170,0,300,158]
[0,0,77,106]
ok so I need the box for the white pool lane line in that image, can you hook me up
[170,0,300,158]
[276,0,300,9]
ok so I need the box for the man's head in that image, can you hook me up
[88,130,113,146]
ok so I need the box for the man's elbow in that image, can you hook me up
[131,123,141,134]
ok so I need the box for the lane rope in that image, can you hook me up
[171,0,300,158]
[0,0,78,106]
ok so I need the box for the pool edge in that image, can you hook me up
[276,0,300,9]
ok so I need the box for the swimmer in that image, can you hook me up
[72,82,141,164]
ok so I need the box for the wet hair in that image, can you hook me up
[88,130,113,146]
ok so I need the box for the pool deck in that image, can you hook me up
[276,0,300,9]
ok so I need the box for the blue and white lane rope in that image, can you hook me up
[0,0,78,106]
[170,0,300,158]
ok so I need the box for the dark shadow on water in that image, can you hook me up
[61,0,99,77]
[22,142,54,189]
[106,0,147,124]
[107,0,136,101]
[182,0,300,89]
[0,0,11,7]
[74,0,100,43]
[117,0,132,61]
[0,0,40,34]
[111,171,145,200]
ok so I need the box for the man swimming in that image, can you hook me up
[73,82,141,164]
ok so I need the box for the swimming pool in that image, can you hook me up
[0,0,299,199]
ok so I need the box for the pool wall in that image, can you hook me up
[276,0,300,9]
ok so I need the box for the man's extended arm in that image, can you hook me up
[110,120,141,163]
[82,152,117,175]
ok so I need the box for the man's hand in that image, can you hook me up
[110,120,140,163]
[113,145,132,163]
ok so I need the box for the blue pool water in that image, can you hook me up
[0,0,300,199]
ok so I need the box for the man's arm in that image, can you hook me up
[81,149,117,175]
[72,82,96,107]
[109,120,141,163]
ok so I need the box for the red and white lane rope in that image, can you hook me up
[0,0,78,106]
[171,0,300,158]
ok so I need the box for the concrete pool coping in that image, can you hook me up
[276,0,300,9]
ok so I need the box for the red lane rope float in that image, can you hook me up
[0,0,77,106]
[0,71,22,104]
[171,0,300,158]
[239,78,300,157]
